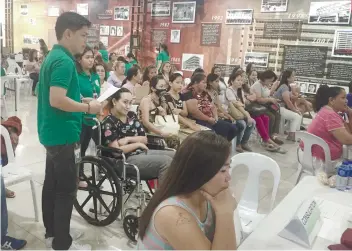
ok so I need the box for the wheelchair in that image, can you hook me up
[74,118,174,242]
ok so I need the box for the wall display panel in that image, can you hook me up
[200,23,221,46]
[152,29,168,47]
[332,29,352,58]
[326,63,352,81]
[114,6,129,21]
[225,9,253,25]
[282,45,328,78]
[172,2,196,23]
[182,53,204,71]
[261,0,288,12]
[99,25,109,36]
[263,20,302,39]
[97,10,113,20]
[244,52,269,68]
[170,30,181,44]
[308,1,351,25]
[213,64,240,77]
[151,1,171,17]
[87,24,99,47]
[77,3,88,16]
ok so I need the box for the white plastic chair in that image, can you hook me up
[1,125,39,222]
[295,131,332,184]
[230,152,281,236]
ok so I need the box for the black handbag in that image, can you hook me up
[245,102,268,116]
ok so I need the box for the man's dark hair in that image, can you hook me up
[258,70,277,82]
[55,12,91,40]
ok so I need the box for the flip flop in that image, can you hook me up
[276,147,287,154]
[263,143,280,152]
[6,188,15,198]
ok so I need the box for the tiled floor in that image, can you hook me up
[2,89,305,250]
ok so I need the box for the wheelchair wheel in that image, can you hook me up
[74,156,122,226]
[123,214,139,242]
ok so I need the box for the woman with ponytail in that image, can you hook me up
[302,85,352,164]
[120,65,142,97]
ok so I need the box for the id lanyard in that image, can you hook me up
[80,75,98,101]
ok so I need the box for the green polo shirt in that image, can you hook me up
[125,59,137,75]
[78,72,101,126]
[37,44,82,146]
[156,51,170,64]
[99,49,109,63]
[1,68,6,76]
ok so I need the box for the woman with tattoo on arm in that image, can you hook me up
[138,131,237,250]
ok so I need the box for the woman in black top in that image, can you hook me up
[101,88,174,181]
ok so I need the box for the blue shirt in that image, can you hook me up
[347,93,352,107]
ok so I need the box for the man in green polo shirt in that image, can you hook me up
[37,12,101,251]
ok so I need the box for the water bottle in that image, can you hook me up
[347,161,352,190]
[336,161,348,191]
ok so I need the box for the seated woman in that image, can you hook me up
[211,66,227,106]
[121,65,142,98]
[273,70,302,141]
[159,62,172,85]
[95,62,108,94]
[107,61,126,88]
[142,65,158,87]
[225,71,256,152]
[301,85,352,174]
[290,83,313,117]
[181,73,241,142]
[251,70,283,145]
[139,75,180,149]
[138,131,237,250]
[246,69,258,87]
[167,73,201,132]
[101,88,174,181]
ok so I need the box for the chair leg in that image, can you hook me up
[296,163,303,185]
[30,180,39,222]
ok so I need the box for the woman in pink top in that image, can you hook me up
[305,85,352,161]
[121,65,142,97]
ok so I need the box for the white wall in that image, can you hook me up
[0,0,5,42]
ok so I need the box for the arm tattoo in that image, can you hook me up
[176,213,191,226]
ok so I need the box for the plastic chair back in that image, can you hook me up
[296,131,332,174]
[230,152,281,212]
[1,125,15,163]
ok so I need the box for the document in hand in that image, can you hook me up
[97,86,119,103]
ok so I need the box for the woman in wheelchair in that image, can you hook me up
[138,131,237,250]
[101,88,174,181]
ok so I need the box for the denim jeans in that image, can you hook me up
[236,120,256,145]
[196,119,240,141]
[42,143,78,250]
[1,176,8,242]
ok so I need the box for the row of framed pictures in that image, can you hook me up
[99,25,124,37]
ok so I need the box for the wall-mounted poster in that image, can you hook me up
[332,29,352,58]
[261,0,288,12]
[225,9,253,25]
[244,52,269,68]
[298,82,308,93]
[20,4,28,16]
[200,23,221,47]
[308,1,351,25]
[182,53,204,71]
[110,26,116,36]
[213,64,240,77]
[114,6,130,20]
[170,30,181,43]
[172,1,196,23]
[97,10,113,20]
[125,44,130,55]
[263,21,302,39]
[116,26,124,37]
[48,6,60,17]
[100,36,108,47]
[77,3,89,16]
[100,25,109,36]
[307,84,319,94]
[327,63,352,81]
[151,1,171,17]
[152,29,167,47]
[87,25,99,47]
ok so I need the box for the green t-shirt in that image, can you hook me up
[1,68,6,76]
[125,59,138,75]
[99,49,109,63]
[78,72,101,126]
[37,44,82,146]
[156,51,170,64]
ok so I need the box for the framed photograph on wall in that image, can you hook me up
[170,30,181,43]
[151,1,171,17]
[244,52,269,68]
[100,36,108,47]
[307,84,319,94]
[116,26,124,37]
[77,3,88,16]
[20,4,28,16]
[308,1,351,24]
[182,53,204,71]
[172,1,196,23]
[332,29,352,58]
[114,6,130,20]
[261,0,288,12]
[225,9,253,25]
[110,26,116,36]
[100,25,110,36]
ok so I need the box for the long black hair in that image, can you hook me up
[139,130,231,239]
[277,69,293,92]
[228,71,245,103]
[211,66,226,86]
[315,85,344,112]
[188,73,206,89]
[206,73,220,91]
[75,46,95,74]
[143,65,157,82]
[191,68,205,77]
[121,65,140,86]
[160,43,169,56]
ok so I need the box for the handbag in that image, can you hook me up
[264,102,280,113]
[154,114,180,135]
[245,102,268,116]
[228,102,246,120]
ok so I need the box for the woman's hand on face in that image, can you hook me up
[201,188,237,215]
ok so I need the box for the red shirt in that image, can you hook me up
[181,88,214,118]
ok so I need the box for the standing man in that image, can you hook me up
[37,12,101,250]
